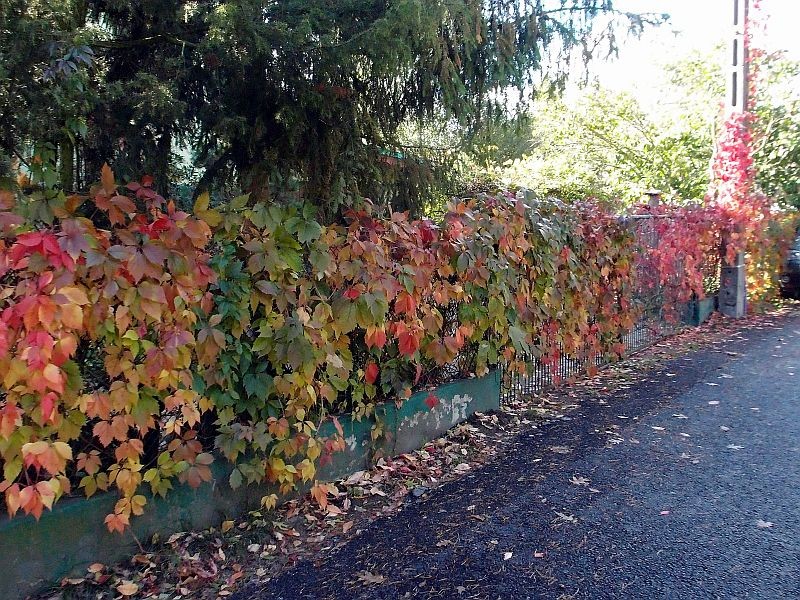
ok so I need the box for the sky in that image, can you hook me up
[590,0,800,100]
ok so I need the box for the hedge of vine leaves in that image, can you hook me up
[0,162,794,531]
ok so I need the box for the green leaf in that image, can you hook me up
[229,468,244,490]
[296,220,322,243]
[3,458,22,482]
[509,325,530,354]
[332,297,358,333]
[231,194,250,210]
[309,248,332,275]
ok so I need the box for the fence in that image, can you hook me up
[500,214,720,402]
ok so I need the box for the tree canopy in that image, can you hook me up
[473,47,800,210]
[1,0,658,220]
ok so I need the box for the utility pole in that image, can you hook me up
[719,0,749,319]
[727,0,749,113]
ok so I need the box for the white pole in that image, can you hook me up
[727,0,750,114]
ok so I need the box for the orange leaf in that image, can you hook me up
[104,511,129,534]
[100,163,116,195]
[310,483,329,509]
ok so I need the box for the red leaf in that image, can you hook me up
[394,292,417,315]
[365,362,379,385]
[365,326,387,349]
[397,330,420,357]
[424,393,438,410]
[344,288,361,300]
[40,392,57,423]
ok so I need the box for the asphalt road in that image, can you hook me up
[240,315,800,599]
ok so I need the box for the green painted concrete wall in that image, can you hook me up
[682,296,718,327]
[0,371,500,599]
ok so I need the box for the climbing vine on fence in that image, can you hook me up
[0,160,794,531]
[194,190,639,508]
[0,164,215,530]
[0,166,641,528]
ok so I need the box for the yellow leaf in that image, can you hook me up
[193,190,210,213]
[58,286,90,305]
[52,441,73,461]
[131,495,147,516]
[221,520,234,533]
[193,191,223,227]
[201,209,223,227]
[298,459,315,482]
[3,359,27,388]
[261,494,278,510]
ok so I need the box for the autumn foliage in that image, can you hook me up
[0,165,214,530]
[0,160,791,531]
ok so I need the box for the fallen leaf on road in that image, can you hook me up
[342,521,354,534]
[570,475,590,486]
[705,382,720,386]
[660,510,670,516]
[116,582,139,596]
[357,571,386,585]
[672,413,688,419]
[727,444,744,450]
[651,426,665,431]
[554,511,578,524]
[503,552,513,560]
[756,519,774,529]
[534,551,546,558]
[708,401,720,405]
[344,470,368,485]
[720,426,730,432]
[221,520,234,533]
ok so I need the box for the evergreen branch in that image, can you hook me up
[92,31,204,50]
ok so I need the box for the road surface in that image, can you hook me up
[237,314,800,599]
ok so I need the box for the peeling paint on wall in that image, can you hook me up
[398,393,474,433]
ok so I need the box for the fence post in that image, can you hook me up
[719,231,747,318]
[645,189,661,209]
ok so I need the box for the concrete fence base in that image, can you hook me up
[0,370,500,599]
[682,295,718,327]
